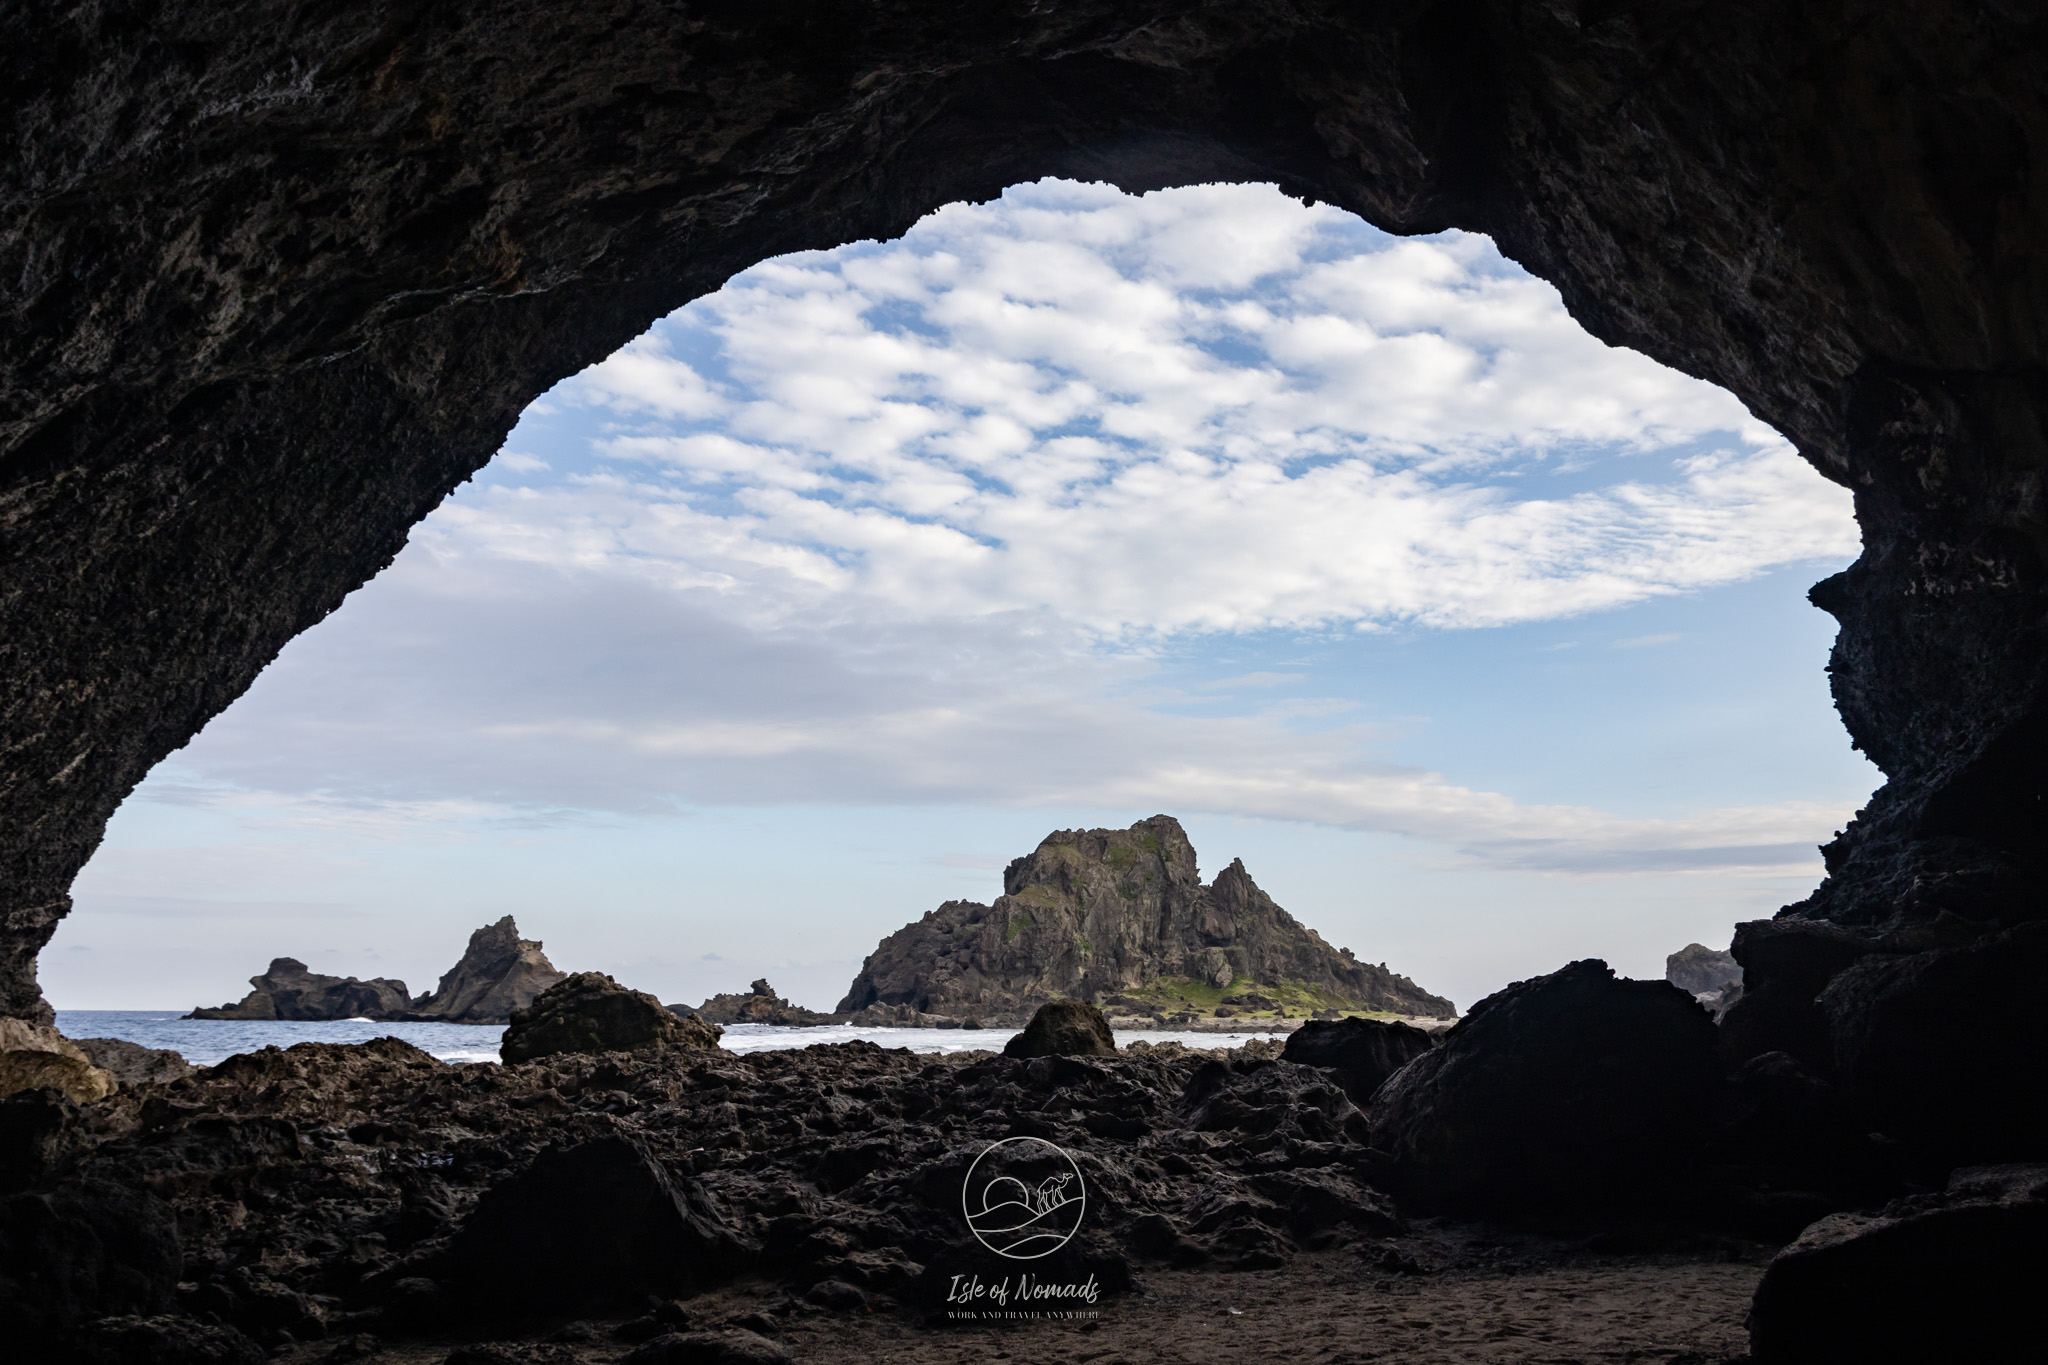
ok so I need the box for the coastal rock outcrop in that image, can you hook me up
[186,958,413,1022]
[692,980,833,1027]
[837,816,1454,1024]
[1002,1000,1117,1059]
[184,918,564,1025]
[1369,960,1723,1216]
[500,973,722,1063]
[406,916,567,1024]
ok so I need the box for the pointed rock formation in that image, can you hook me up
[407,916,567,1024]
[837,815,1454,1024]
[186,958,413,1021]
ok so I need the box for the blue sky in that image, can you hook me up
[48,181,1876,1013]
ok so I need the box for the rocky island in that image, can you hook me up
[837,816,1454,1027]
[689,980,836,1027]
[187,917,565,1024]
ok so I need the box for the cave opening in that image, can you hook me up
[47,179,1878,1023]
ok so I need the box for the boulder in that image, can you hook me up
[1665,942,1742,997]
[71,1038,193,1090]
[498,973,722,1063]
[1368,959,1723,1216]
[0,1019,114,1102]
[407,916,567,1024]
[1748,1164,2048,1364]
[185,957,412,1021]
[692,979,834,1026]
[1279,1016,1437,1105]
[445,1134,745,1314]
[0,1048,113,1104]
[1002,999,1116,1059]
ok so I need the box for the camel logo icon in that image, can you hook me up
[962,1136,1087,1259]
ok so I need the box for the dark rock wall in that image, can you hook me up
[4,1,2046,1021]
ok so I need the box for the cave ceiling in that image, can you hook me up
[2,0,2043,1021]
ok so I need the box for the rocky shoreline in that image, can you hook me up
[8,965,2038,1363]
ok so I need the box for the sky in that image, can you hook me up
[46,179,1879,1015]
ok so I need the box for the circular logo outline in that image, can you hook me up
[960,1135,1087,1260]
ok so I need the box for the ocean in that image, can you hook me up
[55,1010,1284,1068]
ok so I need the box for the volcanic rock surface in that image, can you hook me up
[187,958,415,1022]
[500,973,723,1064]
[2,1029,1424,1356]
[838,817,1453,1023]
[406,917,567,1025]
[693,980,834,1028]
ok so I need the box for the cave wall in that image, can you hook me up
[3,0,2044,1022]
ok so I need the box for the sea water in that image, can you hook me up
[54,1010,1283,1069]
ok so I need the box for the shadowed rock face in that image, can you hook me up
[839,816,1454,1020]
[2,2,2046,1026]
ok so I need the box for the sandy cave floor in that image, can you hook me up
[289,1247,1765,1365]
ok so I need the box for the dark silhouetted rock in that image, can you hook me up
[1280,1016,1437,1105]
[840,816,1454,1023]
[1003,999,1116,1059]
[1369,960,1723,1216]
[693,979,833,1027]
[499,973,722,1064]
[1818,920,2048,1164]
[71,1038,193,1090]
[625,1329,794,1365]
[408,916,567,1024]
[185,958,412,1022]
[446,1135,745,1315]
[0,1181,182,1350]
[1748,1164,2048,1364]
[1721,919,1889,1070]
[1665,943,1742,997]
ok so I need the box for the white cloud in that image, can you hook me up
[129,180,1868,879]
[474,179,1854,638]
